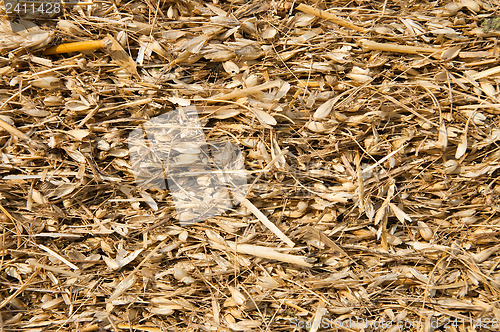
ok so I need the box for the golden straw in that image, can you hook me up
[42,39,107,55]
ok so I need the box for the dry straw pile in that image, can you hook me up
[1,0,500,331]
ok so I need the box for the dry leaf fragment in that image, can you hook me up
[235,44,263,60]
[63,148,86,163]
[444,2,461,15]
[275,81,291,100]
[5,267,22,281]
[228,286,246,306]
[202,44,235,61]
[295,4,366,32]
[372,199,387,225]
[346,73,372,83]
[222,61,240,75]
[22,108,50,117]
[65,100,90,112]
[313,97,336,119]
[208,80,280,101]
[410,268,430,284]
[258,276,282,289]
[103,256,120,270]
[455,134,468,159]
[480,82,496,98]
[436,121,448,150]
[105,35,138,77]
[57,20,86,36]
[261,27,277,39]
[43,95,64,106]
[444,159,459,174]
[295,14,317,27]
[108,274,136,303]
[116,249,143,269]
[148,298,185,315]
[310,302,328,332]
[40,297,64,310]
[167,96,191,106]
[0,117,31,141]
[185,35,210,54]
[148,307,174,315]
[108,149,129,157]
[205,3,228,16]
[0,18,53,52]
[440,46,461,61]
[389,203,412,223]
[227,319,261,331]
[471,244,500,263]
[252,109,277,126]
[31,76,61,89]
[172,268,195,284]
[306,121,326,133]
[460,0,480,12]
[418,221,433,241]
[212,107,241,119]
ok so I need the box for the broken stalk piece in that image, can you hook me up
[296,3,366,33]
[42,39,108,55]
[359,39,443,55]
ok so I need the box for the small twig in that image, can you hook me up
[0,85,31,110]
[28,65,80,78]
